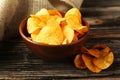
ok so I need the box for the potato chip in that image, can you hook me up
[100,46,111,57]
[27,16,42,34]
[59,19,67,29]
[74,54,86,69]
[82,53,102,73]
[65,8,82,30]
[72,33,78,42]
[62,38,68,44]
[48,10,62,17]
[35,8,50,25]
[74,31,83,39]
[35,18,64,45]
[74,44,114,73]
[76,26,89,35]
[65,16,82,30]
[65,8,82,24]
[80,46,88,53]
[31,28,41,41]
[93,52,114,70]
[87,49,101,58]
[56,18,66,25]
[62,25,74,43]
[93,44,111,57]
[65,8,88,37]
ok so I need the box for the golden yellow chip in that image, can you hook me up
[76,26,89,35]
[35,8,50,25]
[56,18,66,25]
[35,18,64,45]
[74,54,86,69]
[65,8,82,30]
[65,16,81,30]
[48,10,62,17]
[62,38,68,44]
[65,8,82,24]
[82,53,102,73]
[27,16,41,34]
[93,52,114,70]
[62,25,74,43]
[31,29,40,41]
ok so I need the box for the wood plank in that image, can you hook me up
[82,0,120,7]
[81,7,120,17]
[0,37,120,79]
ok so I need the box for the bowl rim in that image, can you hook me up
[19,17,89,47]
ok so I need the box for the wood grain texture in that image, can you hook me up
[0,0,120,79]
[82,0,120,7]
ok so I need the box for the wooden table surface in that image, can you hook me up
[0,0,120,79]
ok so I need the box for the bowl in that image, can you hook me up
[19,17,89,61]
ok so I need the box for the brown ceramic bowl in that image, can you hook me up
[19,17,89,61]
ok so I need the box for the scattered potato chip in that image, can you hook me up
[74,54,87,69]
[82,53,102,73]
[87,49,100,58]
[93,44,111,57]
[74,44,114,73]
[93,52,114,70]
[100,46,111,57]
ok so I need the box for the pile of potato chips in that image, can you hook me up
[27,8,88,45]
[74,44,114,73]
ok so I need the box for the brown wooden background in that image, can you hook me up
[0,0,120,79]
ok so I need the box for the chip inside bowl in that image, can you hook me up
[35,18,64,45]
[27,8,89,45]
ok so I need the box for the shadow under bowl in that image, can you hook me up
[19,17,89,61]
